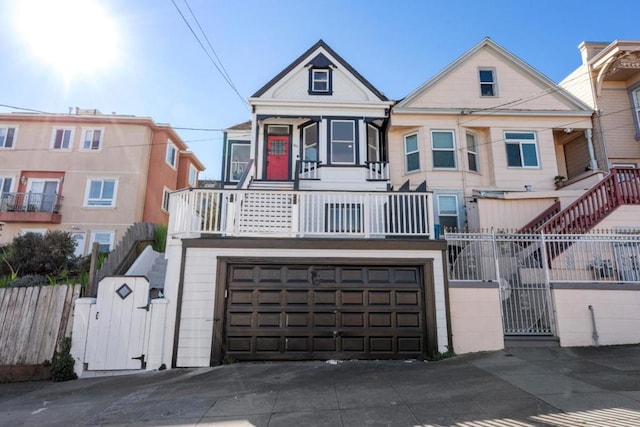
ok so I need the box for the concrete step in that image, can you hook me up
[504,336,560,348]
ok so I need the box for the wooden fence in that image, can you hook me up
[0,284,81,365]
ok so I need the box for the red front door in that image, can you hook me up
[266,135,290,180]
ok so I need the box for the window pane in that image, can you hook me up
[522,144,538,166]
[54,130,63,148]
[468,153,478,171]
[367,125,379,161]
[5,128,14,147]
[481,83,495,96]
[303,124,318,146]
[231,144,250,162]
[466,133,476,151]
[439,196,457,215]
[434,151,455,168]
[404,134,418,152]
[506,143,522,166]
[432,132,454,149]
[505,132,535,140]
[479,70,494,82]
[406,152,420,172]
[332,142,354,163]
[439,215,458,230]
[89,181,102,198]
[332,121,354,141]
[102,181,115,199]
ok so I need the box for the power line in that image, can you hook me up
[169,0,249,111]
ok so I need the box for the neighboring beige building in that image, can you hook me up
[0,109,204,255]
[388,38,595,230]
[561,40,640,169]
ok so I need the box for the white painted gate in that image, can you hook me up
[85,277,151,370]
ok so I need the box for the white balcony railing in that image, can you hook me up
[168,189,434,239]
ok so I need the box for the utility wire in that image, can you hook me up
[169,0,249,111]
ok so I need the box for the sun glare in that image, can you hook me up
[16,0,119,81]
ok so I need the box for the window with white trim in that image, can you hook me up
[367,124,380,162]
[404,133,420,173]
[302,122,319,161]
[51,128,73,150]
[84,179,117,207]
[71,232,86,257]
[479,68,497,96]
[229,143,250,181]
[166,140,177,168]
[0,177,12,195]
[432,130,456,168]
[505,132,539,167]
[81,128,103,150]
[466,132,478,172]
[188,165,198,187]
[162,187,171,212]
[0,126,17,149]
[437,195,459,231]
[330,120,355,164]
[310,69,330,94]
[90,231,114,253]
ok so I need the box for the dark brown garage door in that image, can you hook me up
[219,263,431,361]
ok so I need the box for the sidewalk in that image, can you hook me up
[0,345,638,426]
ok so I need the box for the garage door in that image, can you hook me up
[220,264,429,361]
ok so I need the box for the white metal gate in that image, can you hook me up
[85,277,151,370]
[447,232,555,336]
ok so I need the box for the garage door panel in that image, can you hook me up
[223,264,428,361]
[230,266,255,282]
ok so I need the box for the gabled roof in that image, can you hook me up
[396,37,592,111]
[251,39,388,101]
[226,120,252,131]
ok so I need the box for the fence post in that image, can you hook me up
[539,231,557,335]
[87,242,99,297]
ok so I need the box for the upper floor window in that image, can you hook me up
[404,133,420,173]
[84,178,117,207]
[330,120,355,164]
[302,122,318,161]
[505,132,539,168]
[466,132,479,172]
[0,177,12,197]
[631,86,640,139]
[81,128,103,150]
[229,143,250,181]
[189,165,198,187]
[367,124,380,162]
[479,68,497,97]
[51,128,73,150]
[432,130,456,169]
[309,68,332,95]
[0,126,16,149]
[166,140,177,168]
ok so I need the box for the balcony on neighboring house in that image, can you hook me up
[0,192,63,224]
[168,188,434,239]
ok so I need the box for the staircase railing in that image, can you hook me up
[539,168,640,235]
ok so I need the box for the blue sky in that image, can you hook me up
[0,0,637,179]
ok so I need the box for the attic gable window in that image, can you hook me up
[307,52,335,95]
[479,68,497,97]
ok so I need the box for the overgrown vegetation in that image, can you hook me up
[50,337,77,382]
[153,224,167,253]
[427,350,456,362]
[0,231,89,288]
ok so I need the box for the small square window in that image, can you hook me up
[82,128,103,150]
[51,128,73,150]
[309,68,332,95]
[505,132,539,168]
[479,68,497,97]
[85,179,118,207]
[0,126,17,149]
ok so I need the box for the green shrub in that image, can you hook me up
[50,337,77,382]
[153,224,167,253]
[9,274,48,288]
[0,231,79,278]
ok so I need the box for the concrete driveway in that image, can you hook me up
[1,345,639,426]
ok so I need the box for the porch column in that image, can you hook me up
[585,129,598,170]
